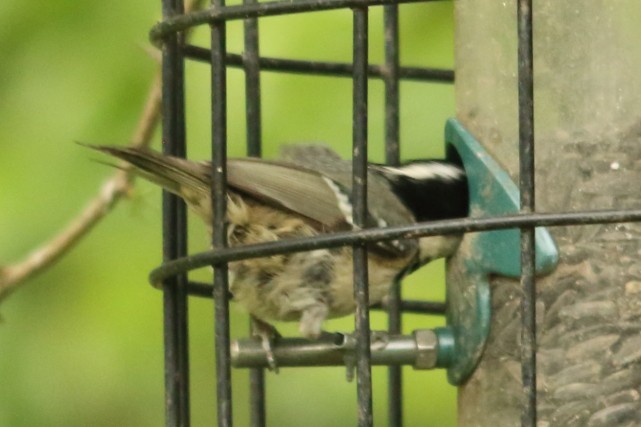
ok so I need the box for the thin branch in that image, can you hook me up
[0,74,161,302]
[0,0,206,303]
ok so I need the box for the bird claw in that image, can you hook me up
[344,356,356,382]
[251,317,281,373]
[261,336,279,373]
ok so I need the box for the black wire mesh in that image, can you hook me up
[157,0,457,425]
[517,1,537,425]
[155,0,641,426]
[383,5,404,424]
[160,0,190,425]
[241,1,267,424]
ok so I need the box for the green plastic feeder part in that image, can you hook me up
[436,118,559,385]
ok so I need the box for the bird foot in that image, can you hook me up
[251,318,281,373]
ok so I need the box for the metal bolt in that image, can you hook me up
[413,329,438,369]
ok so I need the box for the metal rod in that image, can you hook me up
[248,359,266,427]
[517,0,536,426]
[151,0,446,44]
[383,3,403,425]
[211,0,233,423]
[160,0,190,424]
[183,46,454,83]
[243,8,262,158]
[352,6,373,427]
[383,5,401,166]
[149,208,641,286]
[381,299,445,315]
[231,330,438,369]
[184,282,446,314]
[387,288,403,426]
[242,2,266,424]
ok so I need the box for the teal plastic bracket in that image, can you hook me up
[436,118,559,385]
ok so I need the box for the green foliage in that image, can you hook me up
[0,2,455,426]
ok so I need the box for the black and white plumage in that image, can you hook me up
[90,143,468,341]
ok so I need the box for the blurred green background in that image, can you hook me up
[0,1,455,426]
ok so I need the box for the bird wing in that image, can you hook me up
[279,144,416,227]
[279,145,420,257]
[228,158,418,258]
[227,158,352,230]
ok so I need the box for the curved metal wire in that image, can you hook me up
[150,208,641,287]
[183,46,455,82]
[150,0,443,46]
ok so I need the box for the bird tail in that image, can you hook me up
[85,144,211,199]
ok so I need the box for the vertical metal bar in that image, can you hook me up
[383,4,401,166]
[248,322,266,427]
[243,0,262,159]
[517,1,536,426]
[243,3,266,425]
[161,0,190,425]
[352,6,373,427]
[211,0,233,424]
[383,4,402,426]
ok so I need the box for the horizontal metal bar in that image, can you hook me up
[231,330,437,369]
[150,0,445,45]
[186,280,445,314]
[183,46,454,82]
[185,281,215,297]
[374,299,446,315]
[149,209,641,287]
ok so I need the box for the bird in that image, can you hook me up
[89,143,468,365]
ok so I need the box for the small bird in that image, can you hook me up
[90,143,468,355]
